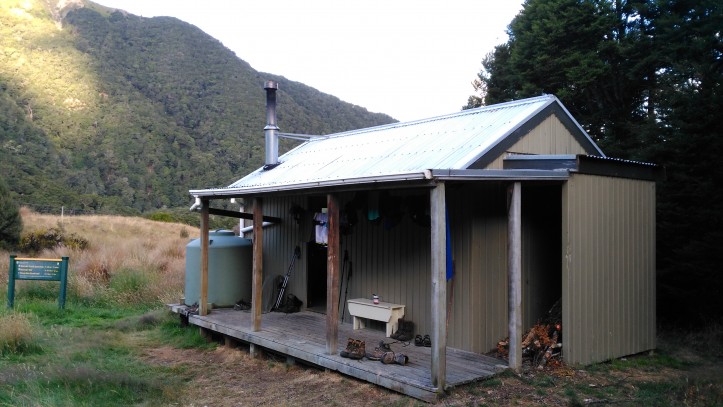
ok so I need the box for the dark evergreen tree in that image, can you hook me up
[468,0,657,158]
[646,0,723,324]
[0,178,23,250]
[468,0,723,325]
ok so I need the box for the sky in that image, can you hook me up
[92,0,523,122]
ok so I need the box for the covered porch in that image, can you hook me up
[169,305,504,402]
[188,178,543,400]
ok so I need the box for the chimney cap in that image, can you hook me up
[264,80,278,90]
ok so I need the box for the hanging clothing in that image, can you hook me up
[367,191,380,221]
[313,212,328,244]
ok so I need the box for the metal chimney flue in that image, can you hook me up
[263,80,280,170]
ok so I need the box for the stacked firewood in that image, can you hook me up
[494,323,562,369]
[492,300,563,369]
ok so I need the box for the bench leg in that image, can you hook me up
[353,316,365,330]
[385,322,394,337]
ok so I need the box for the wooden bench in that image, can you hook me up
[347,298,405,337]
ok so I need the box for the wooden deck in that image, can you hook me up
[169,305,505,402]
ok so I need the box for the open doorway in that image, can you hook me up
[306,242,327,312]
[306,195,328,313]
[522,184,563,327]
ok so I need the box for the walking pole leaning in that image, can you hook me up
[338,250,349,318]
[341,260,352,323]
[273,246,301,311]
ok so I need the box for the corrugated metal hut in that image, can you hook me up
[187,82,662,394]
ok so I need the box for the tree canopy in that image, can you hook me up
[467,0,723,325]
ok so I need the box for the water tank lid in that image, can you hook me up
[210,230,235,236]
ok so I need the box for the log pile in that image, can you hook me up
[491,299,563,369]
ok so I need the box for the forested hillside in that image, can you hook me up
[0,0,394,214]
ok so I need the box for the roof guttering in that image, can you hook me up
[503,154,665,181]
[189,167,573,200]
[189,170,434,198]
[431,169,570,181]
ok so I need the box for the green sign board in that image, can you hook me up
[7,255,69,309]
[15,259,63,280]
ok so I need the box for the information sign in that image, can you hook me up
[7,255,69,309]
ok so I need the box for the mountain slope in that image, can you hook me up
[0,0,395,213]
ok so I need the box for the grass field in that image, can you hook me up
[0,210,721,406]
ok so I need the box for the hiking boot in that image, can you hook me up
[378,340,391,352]
[391,320,414,342]
[366,347,386,361]
[394,353,409,365]
[340,338,355,358]
[185,303,199,316]
[390,319,406,340]
[348,339,365,360]
[381,351,395,364]
[234,299,251,311]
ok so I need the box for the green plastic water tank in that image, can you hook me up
[184,230,252,307]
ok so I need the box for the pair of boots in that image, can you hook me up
[365,340,392,361]
[365,340,408,365]
[390,319,414,342]
[340,338,365,360]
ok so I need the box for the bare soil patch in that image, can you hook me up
[142,345,409,406]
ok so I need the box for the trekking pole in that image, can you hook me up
[341,260,352,322]
[338,250,349,317]
[274,246,301,310]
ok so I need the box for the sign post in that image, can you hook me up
[7,255,69,309]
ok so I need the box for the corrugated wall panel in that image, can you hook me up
[342,190,432,334]
[446,184,509,353]
[485,115,590,169]
[258,184,551,356]
[562,174,656,365]
[259,196,309,307]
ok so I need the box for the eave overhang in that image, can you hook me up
[189,171,434,199]
[189,168,571,200]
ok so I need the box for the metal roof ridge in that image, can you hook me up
[313,94,558,141]
[453,95,557,169]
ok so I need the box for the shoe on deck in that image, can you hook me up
[366,347,386,361]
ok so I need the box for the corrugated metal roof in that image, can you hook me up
[191,95,574,197]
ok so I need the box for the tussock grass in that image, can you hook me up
[0,210,209,406]
[0,312,37,355]
[2,208,198,309]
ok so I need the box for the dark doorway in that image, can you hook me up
[306,242,327,312]
[522,184,563,327]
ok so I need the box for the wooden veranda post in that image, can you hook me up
[508,182,522,372]
[199,199,210,316]
[325,194,341,354]
[430,182,447,391]
[252,197,264,331]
